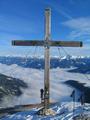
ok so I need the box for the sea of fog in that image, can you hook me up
[0,63,90,107]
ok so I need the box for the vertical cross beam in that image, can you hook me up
[11,8,83,115]
[44,8,51,111]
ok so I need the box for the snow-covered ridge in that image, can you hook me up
[1,102,90,120]
[0,55,90,74]
[0,55,90,59]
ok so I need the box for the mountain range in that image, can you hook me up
[0,56,90,74]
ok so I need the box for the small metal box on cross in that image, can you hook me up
[12,8,83,113]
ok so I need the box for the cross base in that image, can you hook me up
[37,107,56,116]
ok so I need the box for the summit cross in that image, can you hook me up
[12,8,83,114]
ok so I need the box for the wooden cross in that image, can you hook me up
[12,8,82,113]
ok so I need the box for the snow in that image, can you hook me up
[0,102,90,120]
[0,55,90,59]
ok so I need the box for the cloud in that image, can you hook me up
[42,0,72,19]
[62,17,90,41]
[0,63,72,106]
[0,63,90,107]
[57,7,72,19]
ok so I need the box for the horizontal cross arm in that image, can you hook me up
[50,41,83,47]
[12,40,83,47]
[12,40,44,46]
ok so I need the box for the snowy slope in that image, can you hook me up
[1,102,90,120]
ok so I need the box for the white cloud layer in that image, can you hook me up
[0,63,90,107]
[62,17,90,41]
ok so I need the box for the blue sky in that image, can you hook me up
[0,0,90,56]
